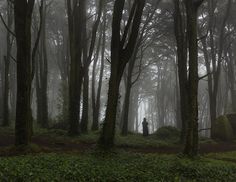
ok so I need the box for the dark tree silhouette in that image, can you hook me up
[99,0,146,148]
[14,0,35,145]
[67,0,84,135]
[2,1,13,127]
[183,0,204,156]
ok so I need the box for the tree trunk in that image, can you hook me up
[99,0,145,148]
[3,56,10,127]
[121,79,132,135]
[206,0,231,137]
[36,3,49,128]
[227,49,236,112]
[91,51,99,130]
[81,69,89,133]
[14,0,35,146]
[81,3,89,133]
[2,2,13,127]
[36,60,42,126]
[175,61,182,130]
[67,0,84,135]
[99,71,122,147]
[183,0,201,156]
[121,51,138,135]
[128,91,135,132]
[41,26,49,128]
[91,9,106,131]
[174,0,188,143]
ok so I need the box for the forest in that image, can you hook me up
[0,0,236,181]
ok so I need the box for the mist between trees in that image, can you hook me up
[0,0,235,157]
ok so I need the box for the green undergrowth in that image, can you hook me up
[0,127,227,149]
[207,151,236,162]
[40,129,179,148]
[38,128,215,148]
[116,133,179,148]
[0,151,236,181]
[199,137,217,144]
[0,127,14,135]
[154,126,180,140]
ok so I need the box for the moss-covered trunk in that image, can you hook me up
[184,0,201,156]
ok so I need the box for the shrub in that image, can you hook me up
[154,126,180,140]
[50,121,68,130]
[226,113,236,135]
[212,115,234,141]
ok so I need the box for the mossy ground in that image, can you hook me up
[1,127,236,181]
[0,126,227,155]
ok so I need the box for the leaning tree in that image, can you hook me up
[99,0,146,148]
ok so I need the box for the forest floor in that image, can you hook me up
[0,127,236,156]
[1,127,236,181]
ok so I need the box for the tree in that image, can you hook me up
[174,0,188,143]
[36,1,49,128]
[198,0,232,136]
[183,0,204,156]
[99,0,145,148]
[49,1,69,126]
[226,47,236,112]
[67,0,84,135]
[121,0,160,135]
[91,16,106,131]
[174,0,204,156]
[81,0,104,133]
[2,0,14,127]
[14,0,35,145]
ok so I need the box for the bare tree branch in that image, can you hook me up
[198,128,211,132]
[10,55,17,63]
[31,0,44,81]
[0,13,15,37]
[198,72,212,80]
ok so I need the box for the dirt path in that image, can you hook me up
[200,142,236,154]
[0,133,95,156]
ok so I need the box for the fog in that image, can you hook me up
[0,0,236,156]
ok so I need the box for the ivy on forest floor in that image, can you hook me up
[0,151,236,181]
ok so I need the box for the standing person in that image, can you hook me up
[142,118,149,136]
